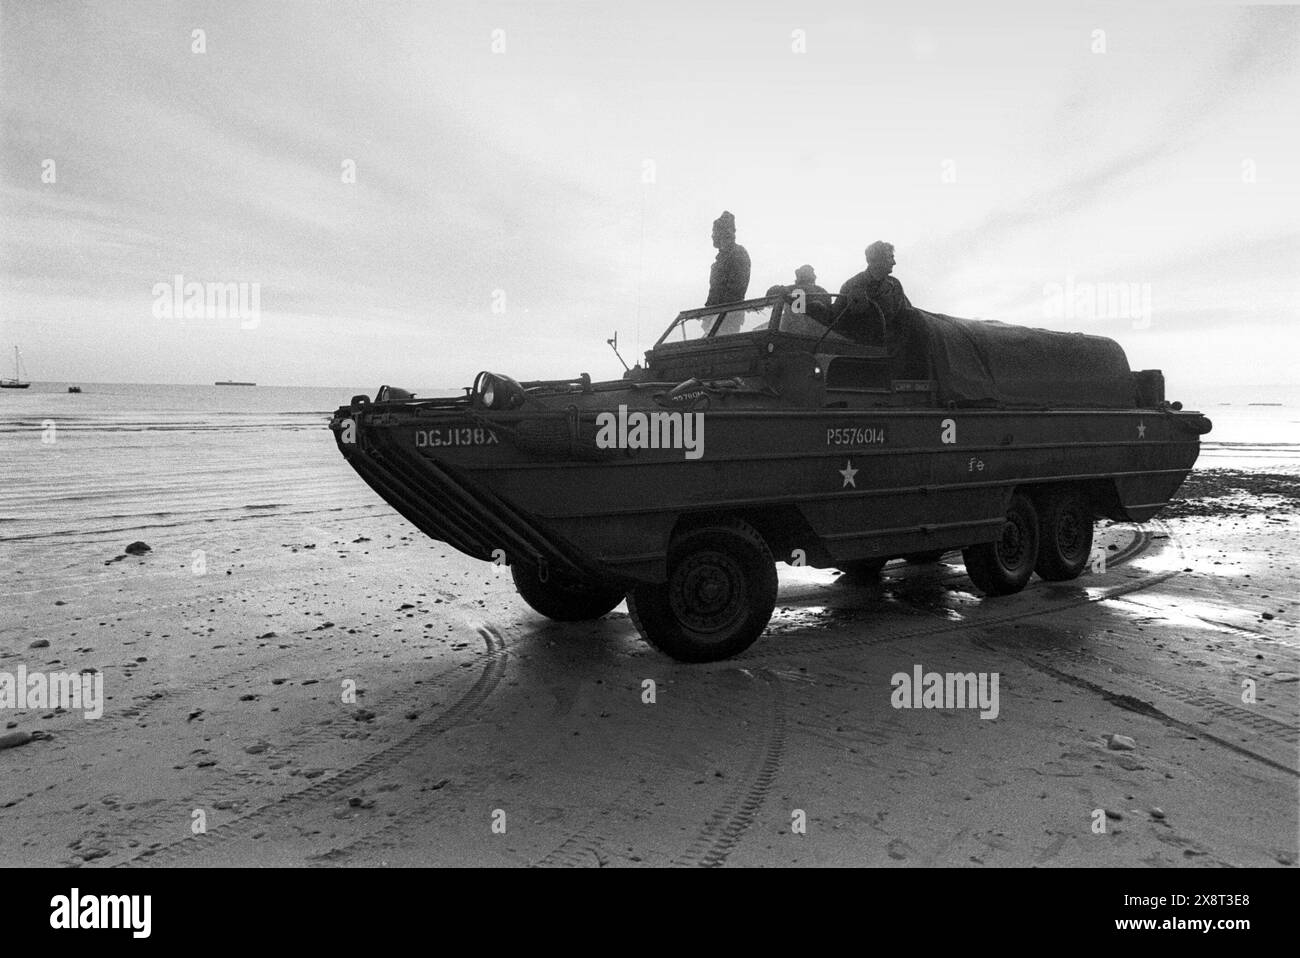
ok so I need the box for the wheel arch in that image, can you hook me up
[1024,479,1116,520]
[669,505,824,568]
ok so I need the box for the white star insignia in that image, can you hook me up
[1137,421,1146,439]
[839,459,858,488]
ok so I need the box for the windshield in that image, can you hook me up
[660,299,779,344]
[776,291,840,337]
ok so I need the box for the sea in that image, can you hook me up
[1,380,1298,562]
[0,383,429,577]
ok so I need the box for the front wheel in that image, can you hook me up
[962,492,1039,596]
[627,518,778,662]
[511,564,625,622]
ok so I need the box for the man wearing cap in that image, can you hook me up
[768,265,833,335]
[766,264,830,299]
[705,211,751,307]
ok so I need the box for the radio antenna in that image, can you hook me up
[607,331,630,372]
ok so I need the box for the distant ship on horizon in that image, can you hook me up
[1,346,31,389]
[215,380,256,386]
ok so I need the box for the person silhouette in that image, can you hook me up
[834,241,912,342]
[768,265,832,335]
[705,211,751,306]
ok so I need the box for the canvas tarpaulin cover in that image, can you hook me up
[902,309,1137,408]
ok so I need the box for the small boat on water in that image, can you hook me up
[68,385,82,393]
[215,380,256,386]
[1,346,30,389]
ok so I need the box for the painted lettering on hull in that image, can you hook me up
[827,426,886,446]
[415,427,500,448]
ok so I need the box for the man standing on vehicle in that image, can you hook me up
[702,211,752,335]
[834,241,912,342]
[705,211,751,307]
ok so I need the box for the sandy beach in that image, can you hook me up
[3,0,1298,889]
[1,465,1295,867]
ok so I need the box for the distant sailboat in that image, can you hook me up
[1,346,30,389]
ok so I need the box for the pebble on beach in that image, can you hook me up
[0,731,35,751]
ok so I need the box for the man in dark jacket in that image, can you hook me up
[834,241,912,342]
[766,264,830,299]
[768,264,833,334]
[705,211,751,307]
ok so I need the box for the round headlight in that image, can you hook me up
[474,370,524,410]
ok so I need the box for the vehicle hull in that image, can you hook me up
[331,398,1206,585]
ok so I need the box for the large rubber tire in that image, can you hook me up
[511,564,625,622]
[627,518,778,662]
[962,492,1039,596]
[1034,489,1094,581]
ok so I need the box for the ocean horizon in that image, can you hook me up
[3,380,1298,575]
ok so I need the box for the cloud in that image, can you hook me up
[1,1,1295,386]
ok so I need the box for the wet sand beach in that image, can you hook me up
[1,454,1296,867]
[5,0,1299,884]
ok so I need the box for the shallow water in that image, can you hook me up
[2,381,1297,557]
[0,384,384,552]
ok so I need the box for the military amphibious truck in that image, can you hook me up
[329,293,1211,662]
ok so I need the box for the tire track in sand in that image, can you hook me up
[33,581,468,745]
[529,530,1160,867]
[66,636,487,866]
[672,669,787,868]
[153,528,1161,866]
[109,624,507,867]
[977,639,1300,774]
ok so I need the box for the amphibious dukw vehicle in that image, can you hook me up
[330,293,1211,662]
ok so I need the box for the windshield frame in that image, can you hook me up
[654,295,786,347]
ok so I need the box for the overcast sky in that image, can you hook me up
[1,0,1296,389]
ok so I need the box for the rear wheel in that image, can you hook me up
[1034,489,1094,581]
[511,564,625,621]
[963,492,1039,596]
[627,518,778,662]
